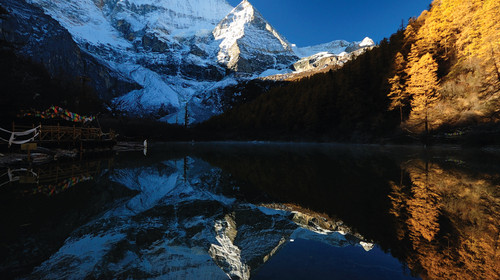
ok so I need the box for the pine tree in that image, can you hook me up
[388,52,408,122]
[405,44,422,77]
[478,0,500,88]
[407,53,440,137]
[388,75,406,122]
[393,51,406,76]
[404,18,421,48]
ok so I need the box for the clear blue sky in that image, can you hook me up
[226,0,431,47]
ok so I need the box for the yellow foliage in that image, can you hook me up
[400,0,500,129]
[406,53,440,133]
[394,159,500,280]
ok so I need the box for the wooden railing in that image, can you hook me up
[13,124,115,143]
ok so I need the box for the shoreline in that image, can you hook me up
[2,140,499,168]
[0,141,145,168]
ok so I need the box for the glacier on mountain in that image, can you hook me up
[21,0,374,122]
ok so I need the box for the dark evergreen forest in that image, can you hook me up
[200,30,407,142]
[200,0,500,145]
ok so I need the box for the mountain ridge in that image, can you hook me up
[293,37,374,58]
[3,0,374,123]
[213,0,297,74]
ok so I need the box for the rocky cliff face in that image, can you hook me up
[0,0,137,101]
[4,0,375,122]
[93,0,233,81]
[24,0,295,122]
[213,0,298,75]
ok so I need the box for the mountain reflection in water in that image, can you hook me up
[1,143,498,279]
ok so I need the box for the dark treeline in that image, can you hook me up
[200,0,500,145]
[200,31,407,142]
[212,78,289,113]
[3,0,499,145]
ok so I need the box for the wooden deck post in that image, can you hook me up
[80,141,83,159]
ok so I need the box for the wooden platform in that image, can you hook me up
[14,124,116,149]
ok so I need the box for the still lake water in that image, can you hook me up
[1,143,499,279]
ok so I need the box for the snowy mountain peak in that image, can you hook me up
[359,37,375,47]
[293,40,351,58]
[291,37,376,73]
[213,0,297,73]
[15,0,373,123]
[293,37,375,58]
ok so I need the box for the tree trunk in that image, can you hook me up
[490,47,500,84]
[400,105,403,123]
[424,109,429,145]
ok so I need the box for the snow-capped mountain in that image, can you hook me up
[23,0,237,122]
[2,0,375,122]
[27,156,373,279]
[213,0,297,74]
[293,37,375,58]
[291,37,375,72]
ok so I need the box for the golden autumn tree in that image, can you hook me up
[478,0,500,88]
[406,53,440,136]
[397,0,500,129]
[388,52,408,122]
[454,0,483,58]
[404,21,418,47]
[399,159,500,280]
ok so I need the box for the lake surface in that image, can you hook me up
[1,143,499,279]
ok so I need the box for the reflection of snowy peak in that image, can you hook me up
[28,157,373,279]
[213,0,297,74]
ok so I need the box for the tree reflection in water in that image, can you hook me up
[390,159,500,280]
[2,143,498,279]
[194,143,499,280]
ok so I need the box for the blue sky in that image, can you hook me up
[226,0,431,47]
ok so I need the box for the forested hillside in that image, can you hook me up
[202,0,500,144]
[393,0,499,134]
